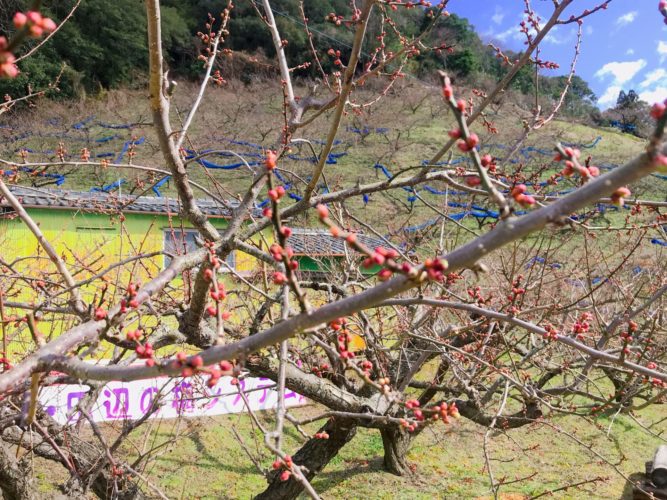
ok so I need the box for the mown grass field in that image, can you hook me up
[31,401,666,499]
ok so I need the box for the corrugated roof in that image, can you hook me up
[288,228,389,256]
[1,186,394,255]
[3,185,239,218]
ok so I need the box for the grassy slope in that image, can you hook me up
[75,402,661,499]
[32,402,665,499]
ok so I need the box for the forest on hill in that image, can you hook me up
[0,0,653,134]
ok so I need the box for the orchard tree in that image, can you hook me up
[1,1,667,499]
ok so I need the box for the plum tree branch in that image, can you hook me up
[3,139,662,389]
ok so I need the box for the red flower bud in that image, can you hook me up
[26,11,42,24]
[265,151,277,170]
[465,176,481,187]
[511,184,527,197]
[220,360,233,372]
[273,272,287,285]
[456,99,466,112]
[190,355,204,368]
[650,102,666,120]
[372,253,385,265]
[316,204,329,219]
[94,307,107,321]
[457,140,471,152]
[378,268,393,281]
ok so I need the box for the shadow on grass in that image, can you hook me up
[310,457,388,495]
[620,472,650,500]
[154,454,260,476]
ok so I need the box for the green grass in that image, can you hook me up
[60,402,660,499]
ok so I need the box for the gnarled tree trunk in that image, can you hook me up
[0,441,34,500]
[255,418,357,500]
[380,426,413,476]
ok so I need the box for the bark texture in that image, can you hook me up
[380,426,413,476]
[0,442,34,500]
[255,418,357,500]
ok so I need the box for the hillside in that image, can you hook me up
[0,1,598,114]
[0,79,653,236]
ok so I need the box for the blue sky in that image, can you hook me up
[441,1,667,109]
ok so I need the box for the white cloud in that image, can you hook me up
[484,24,525,44]
[626,48,635,55]
[485,24,572,45]
[637,66,667,105]
[639,86,667,104]
[595,59,647,85]
[616,11,638,26]
[640,68,667,88]
[598,85,623,108]
[543,28,573,45]
[491,6,504,25]
[659,40,667,62]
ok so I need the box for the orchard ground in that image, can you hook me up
[31,401,664,499]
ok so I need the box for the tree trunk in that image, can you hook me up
[0,442,34,500]
[380,426,413,476]
[254,418,357,500]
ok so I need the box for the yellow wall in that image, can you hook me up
[0,208,269,357]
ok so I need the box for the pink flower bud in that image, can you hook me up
[26,11,42,24]
[265,151,277,170]
[273,272,287,285]
[13,12,27,29]
[480,154,493,167]
[40,17,57,32]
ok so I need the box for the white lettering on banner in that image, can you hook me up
[38,375,306,425]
